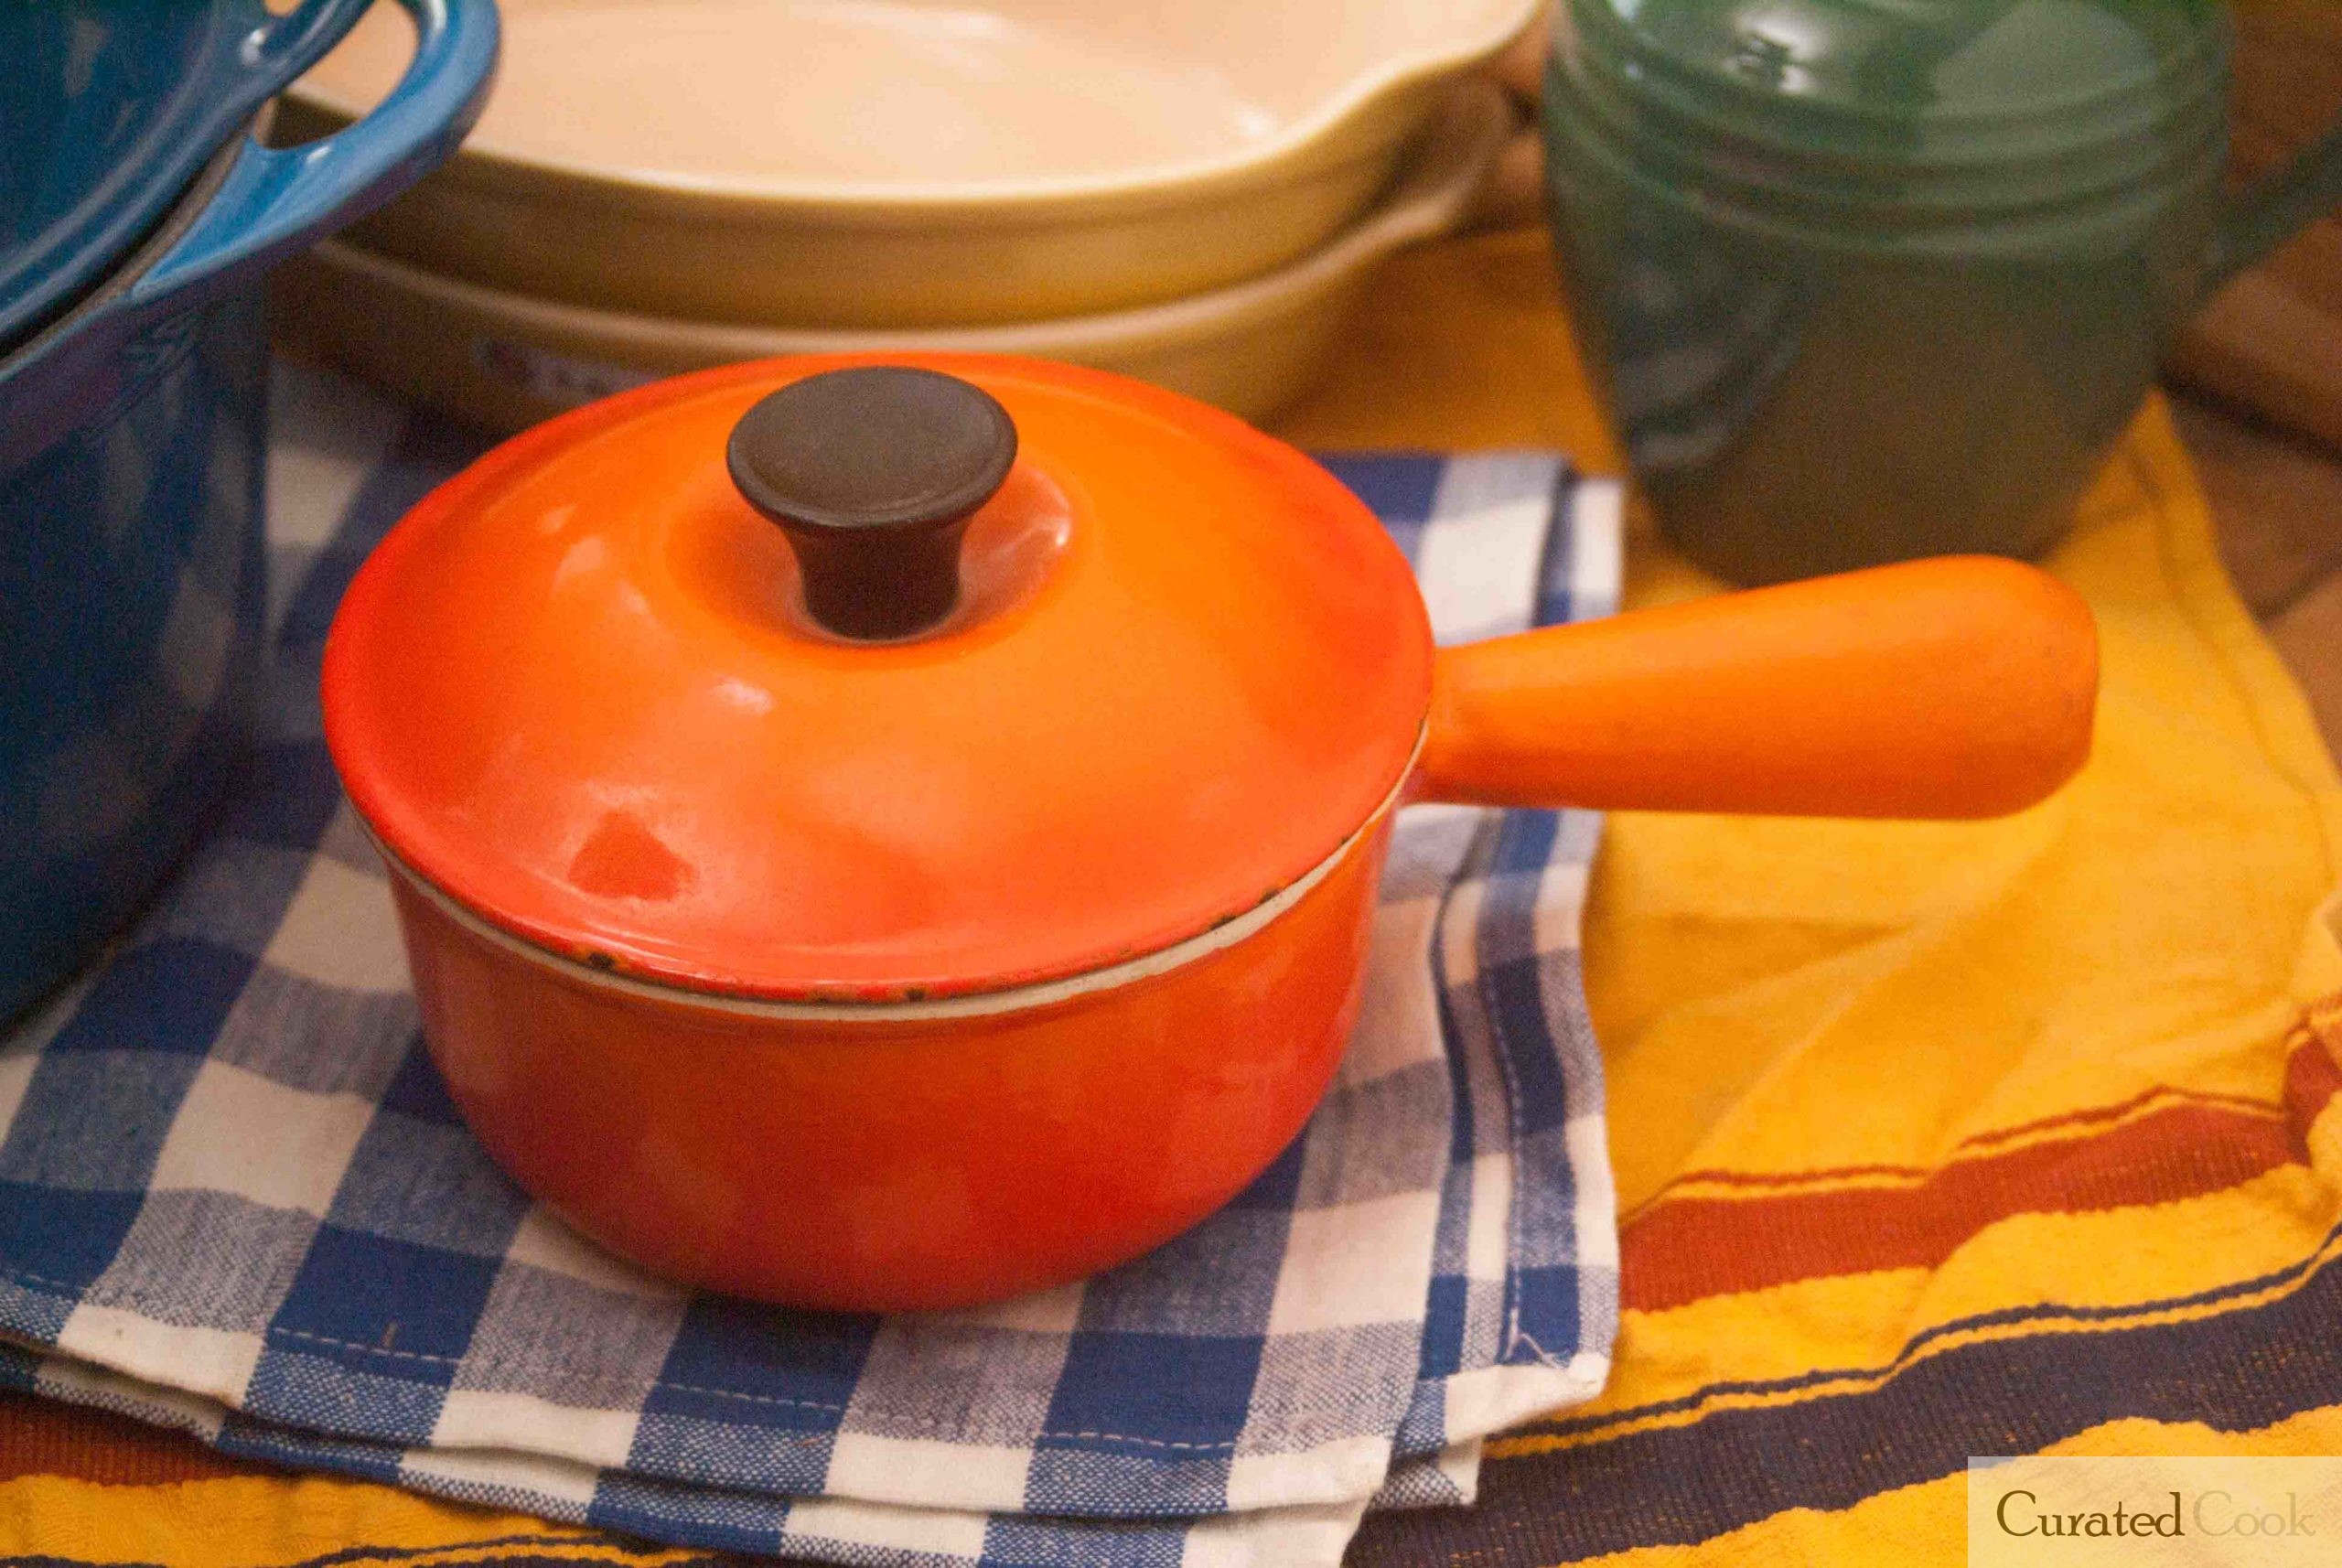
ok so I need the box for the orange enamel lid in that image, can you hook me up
[321,354,1433,1002]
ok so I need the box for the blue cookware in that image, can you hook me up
[0,0,382,352]
[0,0,497,1022]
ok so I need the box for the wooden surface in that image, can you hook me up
[2182,387,2342,763]
[2178,6,2342,735]
[2166,0,2342,452]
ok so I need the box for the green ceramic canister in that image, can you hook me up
[1543,0,2342,583]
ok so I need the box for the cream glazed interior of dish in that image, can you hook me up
[296,0,1531,192]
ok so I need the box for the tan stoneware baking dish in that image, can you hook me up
[280,0,1541,327]
[274,81,1511,431]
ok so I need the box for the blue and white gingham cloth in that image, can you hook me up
[0,363,1620,1567]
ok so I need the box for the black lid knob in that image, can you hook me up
[726,366,1018,640]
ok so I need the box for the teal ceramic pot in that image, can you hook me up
[1543,0,2342,583]
[0,0,379,354]
[0,0,496,1023]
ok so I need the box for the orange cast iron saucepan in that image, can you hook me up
[321,353,2098,1310]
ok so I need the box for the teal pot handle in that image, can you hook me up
[2208,76,2342,289]
[125,0,499,318]
[237,0,396,101]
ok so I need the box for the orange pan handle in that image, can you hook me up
[1414,555,2099,818]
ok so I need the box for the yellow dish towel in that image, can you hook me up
[1318,230,2342,1567]
[10,227,2342,1567]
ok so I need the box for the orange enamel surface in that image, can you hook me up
[323,354,1430,1000]
[1415,555,2100,818]
[390,819,1388,1310]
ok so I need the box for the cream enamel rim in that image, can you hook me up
[299,79,1511,356]
[287,1,1538,209]
[365,725,1424,1022]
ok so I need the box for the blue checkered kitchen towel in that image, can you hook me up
[0,363,1620,1567]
